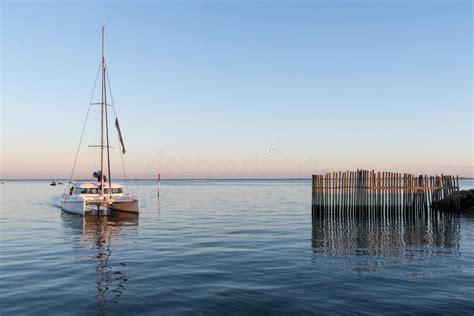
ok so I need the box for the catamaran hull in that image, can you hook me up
[61,196,139,215]
[108,199,140,213]
[61,199,86,215]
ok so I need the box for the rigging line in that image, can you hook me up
[66,63,102,195]
[105,68,129,194]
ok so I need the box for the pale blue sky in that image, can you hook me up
[1,1,472,179]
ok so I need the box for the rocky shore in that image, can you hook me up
[433,189,474,212]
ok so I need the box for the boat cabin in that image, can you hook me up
[69,182,124,196]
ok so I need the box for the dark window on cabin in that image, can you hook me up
[74,188,87,194]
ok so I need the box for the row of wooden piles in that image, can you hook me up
[312,170,460,212]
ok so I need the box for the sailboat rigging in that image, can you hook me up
[61,26,140,215]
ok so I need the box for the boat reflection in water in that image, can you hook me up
[311,207,461,273]
[61,211,138,314]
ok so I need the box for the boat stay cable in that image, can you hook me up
[65,63,102,195]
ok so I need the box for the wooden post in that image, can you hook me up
[157,173,161,197]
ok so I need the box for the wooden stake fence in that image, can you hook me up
[312,170,460,213]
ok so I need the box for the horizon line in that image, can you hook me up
[2,177,474,181]
[0,178,313,181]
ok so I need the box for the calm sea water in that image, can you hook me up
[1,180,473,315]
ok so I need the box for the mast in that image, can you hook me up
[100,25,105,196]
[101,25,113,198]
[104,30,112,197]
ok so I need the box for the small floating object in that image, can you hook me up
[50,181,57,186]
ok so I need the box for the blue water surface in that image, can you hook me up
[1,180,473,315]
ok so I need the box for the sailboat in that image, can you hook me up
[61,26,139,215]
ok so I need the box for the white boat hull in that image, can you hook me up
[61,198,86,215]
[61,195,139,215]
[108,199,140,213]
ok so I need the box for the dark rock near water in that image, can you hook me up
[432,189,474,212]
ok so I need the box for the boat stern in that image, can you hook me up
[61,197,86,215]
[108,196,140,213]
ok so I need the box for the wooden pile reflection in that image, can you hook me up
[312,206,460,260]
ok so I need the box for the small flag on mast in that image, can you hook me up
[115,118,126,154]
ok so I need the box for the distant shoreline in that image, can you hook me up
[2,177,474,181]
[0,178,312,181]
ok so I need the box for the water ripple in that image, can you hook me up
[1,180,474,315]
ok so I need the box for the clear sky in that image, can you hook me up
[1,0,472,179]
